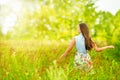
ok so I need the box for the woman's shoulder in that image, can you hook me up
[75,34,83,39]
[74,34,82,40]
[74,35,79,39]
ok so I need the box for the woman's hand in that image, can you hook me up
[56,38,75,63]
[53,59,61,65]
[107,45,115,49]
[56,58,62,63]
[92,43,115,52]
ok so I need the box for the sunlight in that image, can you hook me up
[11,1,22,13]
[2,13,17,34]
[0,0,22,34]
[95,0,120,15]
[0,0,8,5]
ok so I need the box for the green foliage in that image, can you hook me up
[0,0,120,80]
[0,0,120,47]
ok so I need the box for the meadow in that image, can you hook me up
[0,40,120,80]
[0,0,120,79]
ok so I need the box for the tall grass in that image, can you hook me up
[0,40,120,80]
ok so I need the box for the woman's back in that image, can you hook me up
[75,33,87,54]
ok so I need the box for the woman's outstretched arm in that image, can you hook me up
[92,42,114,52]
[57,38,75,60]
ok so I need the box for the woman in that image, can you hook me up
[57,23,114,71]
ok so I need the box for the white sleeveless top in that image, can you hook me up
[74,33,87,54]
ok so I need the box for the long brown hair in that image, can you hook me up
[79,23,94,50]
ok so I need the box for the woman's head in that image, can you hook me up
[78,23,94,50]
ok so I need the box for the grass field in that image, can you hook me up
[0,40,120,80]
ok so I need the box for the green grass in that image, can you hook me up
[0,40,120,80]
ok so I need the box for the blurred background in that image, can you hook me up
[0,0,120,42]
[0,0,120,79]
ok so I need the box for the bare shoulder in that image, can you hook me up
[72,37,76,43]
[68,37,76,46]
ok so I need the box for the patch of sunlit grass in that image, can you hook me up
[0,40,120,80]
